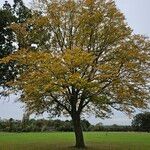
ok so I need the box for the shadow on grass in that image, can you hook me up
[0,142,149,150]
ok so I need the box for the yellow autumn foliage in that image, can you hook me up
[0,0,149,118]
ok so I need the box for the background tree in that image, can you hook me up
[81,119,91,131]
[13,0,32,23]
[1,0,150,148]
[0,1,16,89]
[92,122,104,131]
[21,112,30,131]
[0,0,31,92]
[132,112,150,132]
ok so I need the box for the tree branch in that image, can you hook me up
[50,93,71,114]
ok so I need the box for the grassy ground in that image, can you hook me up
[0,132,150,150]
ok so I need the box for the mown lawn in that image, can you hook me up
[0,132,150,150]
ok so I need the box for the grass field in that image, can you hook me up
[0,132,150,150]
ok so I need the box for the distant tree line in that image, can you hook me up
[0,118,132,132]
[1,112,150,132]
[0,118,90,132]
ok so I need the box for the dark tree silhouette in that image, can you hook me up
[132,112,150,132]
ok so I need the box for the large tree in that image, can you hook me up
[1,0,150,148]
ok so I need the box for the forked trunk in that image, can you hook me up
[72,113,85,149]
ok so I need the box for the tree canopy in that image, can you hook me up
[1,0,150,148]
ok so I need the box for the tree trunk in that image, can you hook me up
[72,113,85,149]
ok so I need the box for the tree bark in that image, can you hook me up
[72,113,85,149]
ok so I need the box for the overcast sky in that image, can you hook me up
[0,0,150,125]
